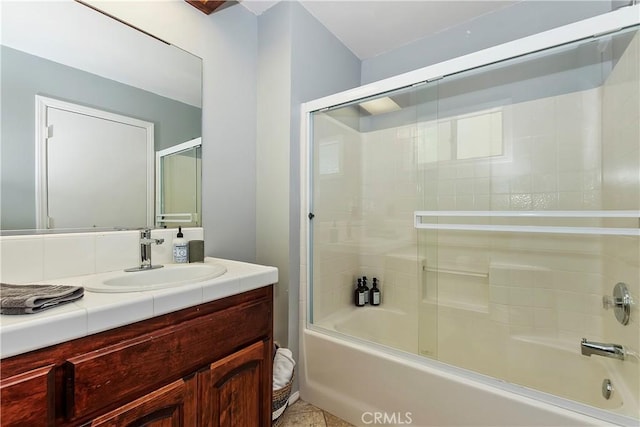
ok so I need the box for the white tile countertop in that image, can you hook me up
[0,257,277,359]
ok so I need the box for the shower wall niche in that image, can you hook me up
[308,24,639,421]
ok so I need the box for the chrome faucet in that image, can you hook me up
[125,228,164,272]
[581,338,625,361]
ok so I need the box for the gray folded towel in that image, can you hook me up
[0,283,84,315]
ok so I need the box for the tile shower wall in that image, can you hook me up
[353,85,608,338]
[488,263,604,340]
[601,31,640,407]
[410,87,603,213]
[424,90,608,348]
[314,87,610,334]
[0,228,204,284]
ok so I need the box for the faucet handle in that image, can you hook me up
[603,282,632,325]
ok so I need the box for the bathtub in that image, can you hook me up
[321,307,418,354]
[303,307,639,426]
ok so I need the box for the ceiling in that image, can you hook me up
[239,0,521,59]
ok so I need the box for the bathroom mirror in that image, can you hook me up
[0,1,202,233]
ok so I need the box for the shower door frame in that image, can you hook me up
[300,5,640,426]
[301,6,639,116]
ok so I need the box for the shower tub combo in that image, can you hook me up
[300,6,640,427]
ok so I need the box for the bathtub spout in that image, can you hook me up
[581,338,625,360]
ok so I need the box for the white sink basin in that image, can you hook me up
[85,262,227,293]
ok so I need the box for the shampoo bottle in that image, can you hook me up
[354,278,365,307]
[370,278,381,306]
[362,276,370,304]
[172,226,188,263]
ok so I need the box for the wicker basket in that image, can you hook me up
[272,367,294,425]
[272,345,295,426]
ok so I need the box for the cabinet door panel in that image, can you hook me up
[217,362,260,427]
[89,376,196,427]
[199,340,271,427]
[0,364,54,427]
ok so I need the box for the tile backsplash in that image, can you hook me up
[0,228,204,284]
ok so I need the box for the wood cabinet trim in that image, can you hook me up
[89,377,195,426]
[208,340,266,386]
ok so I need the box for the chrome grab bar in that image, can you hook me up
[581,338,625,361]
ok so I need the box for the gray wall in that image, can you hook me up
[361,1,613,84]
[255,1,360,359]
[199,5,258,263]
[0,45,201,230]
[256,1,293,350]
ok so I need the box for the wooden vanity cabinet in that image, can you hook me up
[0,286,273,427]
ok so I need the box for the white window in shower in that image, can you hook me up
[417,108,503,164]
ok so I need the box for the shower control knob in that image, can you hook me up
[602,282,632,325]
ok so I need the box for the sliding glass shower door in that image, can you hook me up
[308,23,639,421]
[416,26,639,416]
[310,83,439,356]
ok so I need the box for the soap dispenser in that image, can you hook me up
[354,278,365,307]
[172,226,188,263]
[370,278,381,306]
[362,276,370,304]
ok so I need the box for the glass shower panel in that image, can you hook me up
[413,84,442,359]
[310,84,439,356]
[310,104,363,325]
[417,26,639,416]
